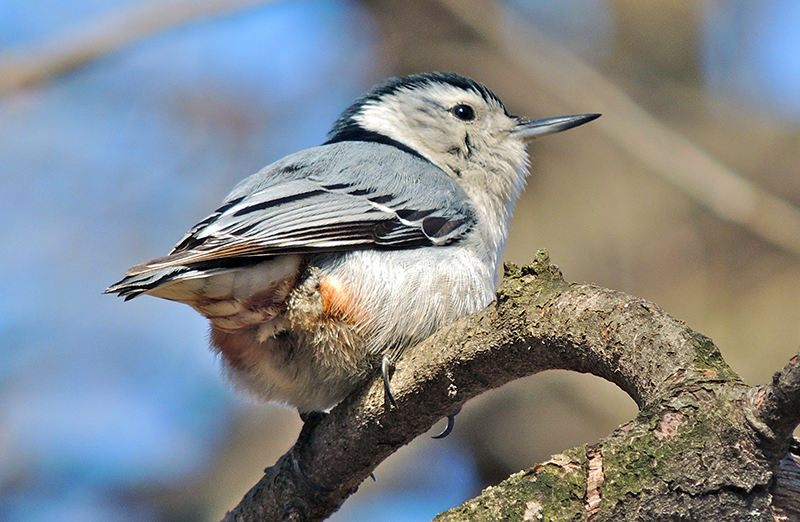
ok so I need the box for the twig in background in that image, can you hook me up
[0,0,275,93]
[437,0,800,258]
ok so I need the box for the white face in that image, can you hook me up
[352,82,528,179]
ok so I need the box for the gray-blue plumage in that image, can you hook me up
[107,141,474,298]
[193,141,474,248]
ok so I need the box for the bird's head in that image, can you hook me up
[326,72,599,191]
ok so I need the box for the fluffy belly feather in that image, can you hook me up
[163,248,496,411]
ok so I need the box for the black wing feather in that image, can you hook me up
[168,141,474,263]
[108,141,475,296]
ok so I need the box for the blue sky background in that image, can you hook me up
[1,0,800,520]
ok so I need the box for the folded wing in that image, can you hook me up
[106,141,474,299]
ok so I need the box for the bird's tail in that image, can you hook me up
[104,262,195,301]
[105,254,302,304]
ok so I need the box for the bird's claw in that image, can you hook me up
[432,405,462,439]
[381,356,398,409]
[290,450,335,493]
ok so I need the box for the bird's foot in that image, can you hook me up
[432,405,462,439]
[381,355,398,409]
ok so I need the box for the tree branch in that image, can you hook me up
[220,251,798,521]
[0,0,275,94]
[751,353,800,452]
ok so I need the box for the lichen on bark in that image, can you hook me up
[221,251,800,522]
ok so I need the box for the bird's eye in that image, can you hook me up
[451,104,475,122]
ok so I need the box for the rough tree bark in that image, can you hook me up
[220,251,800,521]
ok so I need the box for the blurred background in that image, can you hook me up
[2,0,800,520]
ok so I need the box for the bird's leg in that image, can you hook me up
[381,354,461,437]
[381,355,398,409]
[432,405,463,439]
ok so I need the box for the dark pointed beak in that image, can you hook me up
[511,113,600,140]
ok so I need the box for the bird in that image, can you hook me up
[106,72,599,419]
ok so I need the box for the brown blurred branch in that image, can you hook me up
[220,252,800,521]
[368,0,800,259]
[9,0,800,261]
[0,0,276,94]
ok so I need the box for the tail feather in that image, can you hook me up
[105,265,194,300]
[105,254,303,303]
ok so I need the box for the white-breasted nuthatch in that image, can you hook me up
[107,72,598,416]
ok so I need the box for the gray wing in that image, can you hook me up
[107,141,474,297]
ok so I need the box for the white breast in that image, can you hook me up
[315,242,498,357]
